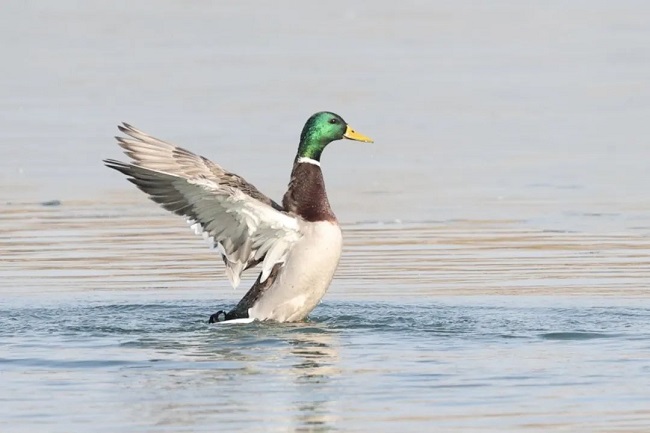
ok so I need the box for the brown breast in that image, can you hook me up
[282,161,337,223]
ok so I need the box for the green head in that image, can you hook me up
[297,111,373,161]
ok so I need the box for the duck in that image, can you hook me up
[104,112,373,323]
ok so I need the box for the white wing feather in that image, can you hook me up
[104,123,302,288]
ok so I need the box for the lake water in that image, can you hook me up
[1,1,650,432]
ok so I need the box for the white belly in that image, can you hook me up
[247,221,342,322]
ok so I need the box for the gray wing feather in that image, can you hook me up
[105,123,301,288]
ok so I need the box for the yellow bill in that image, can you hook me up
[344,125,374,143]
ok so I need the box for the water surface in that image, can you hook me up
[2,1,650,432]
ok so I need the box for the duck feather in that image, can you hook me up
[104,123,302,288]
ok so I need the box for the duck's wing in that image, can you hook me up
[104,123,302,288]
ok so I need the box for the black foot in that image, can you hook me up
[208,310,227,323]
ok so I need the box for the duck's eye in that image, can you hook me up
[329,118,338,124]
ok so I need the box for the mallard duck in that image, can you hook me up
[104,112,373,323]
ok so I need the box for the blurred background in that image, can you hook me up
[2,0,649,228]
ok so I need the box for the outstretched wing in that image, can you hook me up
[104,123,301,288]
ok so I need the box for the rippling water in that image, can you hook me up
[2,201,650,431]
[2,0,650,432]
[3,293,650,432]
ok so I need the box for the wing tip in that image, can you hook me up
[118,122,135,133]
[103,158,128,169]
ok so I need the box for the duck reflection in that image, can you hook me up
[118,320,341,431]
[284,324,340,432]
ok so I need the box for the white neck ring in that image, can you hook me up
[296,156,321,167]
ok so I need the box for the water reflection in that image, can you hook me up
[286,327,340,432]
[113,321,342,431]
